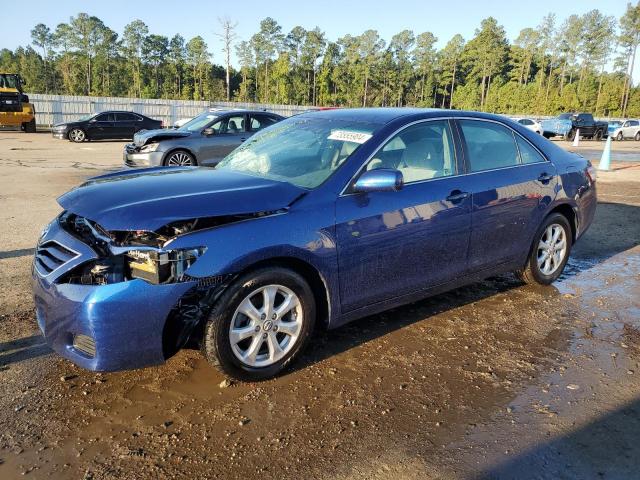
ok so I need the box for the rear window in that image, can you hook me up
[460,120,519,172]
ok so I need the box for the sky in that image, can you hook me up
[0,0,635,76]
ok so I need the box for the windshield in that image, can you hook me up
[216,117,378,189]
[0,74,20,89]
[178,113,219,132]
[77,114,95,121]
[557,113,573,120]
[609,121,622,128]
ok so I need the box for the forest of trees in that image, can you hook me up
[2,3,640,117]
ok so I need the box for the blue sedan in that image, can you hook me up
[33,108,597,381]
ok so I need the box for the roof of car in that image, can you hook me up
[205,108,282,115]
[298,107,510,125]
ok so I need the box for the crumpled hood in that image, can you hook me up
[58,167,305,231]
[133,128,192,146]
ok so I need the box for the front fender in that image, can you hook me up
[166,208,340,322]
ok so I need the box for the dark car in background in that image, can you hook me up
[33,108,597,381]
[52,111,163,142]
[541,112,608,141]
[123,109,284,167]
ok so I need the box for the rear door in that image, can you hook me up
[623,120,639,138]
[454,119,557,272]
[336,119,472,312]
[114,113,137,138]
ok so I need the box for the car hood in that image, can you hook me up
[53,122,80,129]
[133,128,193,146]
[58,167,306,231]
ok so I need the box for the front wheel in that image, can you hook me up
[617,132,624,141]
[164,149,196,166]
[68,128,86,142]
[202,267,316,381]
[517,213,572,285]
[595,129,603,141]
[635,132,640,141]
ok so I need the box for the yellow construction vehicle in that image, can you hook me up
[0,73,36,132]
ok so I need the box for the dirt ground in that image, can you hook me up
[0,132,639,480]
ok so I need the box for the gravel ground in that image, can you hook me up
[0,132,639,479]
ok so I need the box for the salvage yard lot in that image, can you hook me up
[1,132,640,479]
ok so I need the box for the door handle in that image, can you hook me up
[537,173,554,184]
[446,190,470,203]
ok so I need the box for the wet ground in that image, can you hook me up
[0,132,639,479]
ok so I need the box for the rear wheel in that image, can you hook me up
[22,119,36,133]
[164,149,196,166]
[517,213,572,285]
[566,129,576,141]
[69,128,86,142]
[202,267,316,381]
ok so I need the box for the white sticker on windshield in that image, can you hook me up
[328,130,372,144]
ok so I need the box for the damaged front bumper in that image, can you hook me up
[123,143,165,168]
[32,217,197,371]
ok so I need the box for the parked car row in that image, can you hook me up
[35,107,597,381]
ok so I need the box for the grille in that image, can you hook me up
[34,240,79,276]
[72,334,96,358]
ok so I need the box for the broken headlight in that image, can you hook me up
[126,247,206,284]
[139,142,160,153]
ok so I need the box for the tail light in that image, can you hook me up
[585,163,597,183]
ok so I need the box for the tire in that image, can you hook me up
[68,128,86,142]
[517,213,572,285]
[164,149,196,166]
[202,267,316,381]
[635,132,640,141]
[566,129,576,141]
[595,129,603,141]
[617,132,624,141]
[23,119,36,133]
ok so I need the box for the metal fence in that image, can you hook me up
[28,94,624,128]
[29,94,311,127]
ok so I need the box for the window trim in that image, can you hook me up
[454,117,548,175]
[341,118,460,196]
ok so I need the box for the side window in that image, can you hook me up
[367,120,456,183]
[459,120,519,172]
[115,113,134,121]
[95,113,113,122]
[222,115,246,134]
[630,120,639,127]
[518,119,532,126]
[250,114,278,132]
[515,135,545,164]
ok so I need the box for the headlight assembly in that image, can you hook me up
[126,247,206,284]
[140,142,161,153]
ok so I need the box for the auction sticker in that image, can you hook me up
[328,130,372,144]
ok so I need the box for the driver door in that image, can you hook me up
[87,113,115,139]
[199,114,248,166]
[335,119,471,312]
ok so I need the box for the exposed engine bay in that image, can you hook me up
[56,210,277,286]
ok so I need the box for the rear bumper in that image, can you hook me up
[32,218,196,371]
[123,145,164,168]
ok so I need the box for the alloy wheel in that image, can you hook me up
[229,284,303,368]
[166,152,194,166]
[69,129,85,142]
[536,224,567,276]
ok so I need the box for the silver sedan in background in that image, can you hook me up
[124,109,284,167]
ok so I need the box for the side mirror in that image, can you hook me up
[352,169,403,193]
[203,127,216,136]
